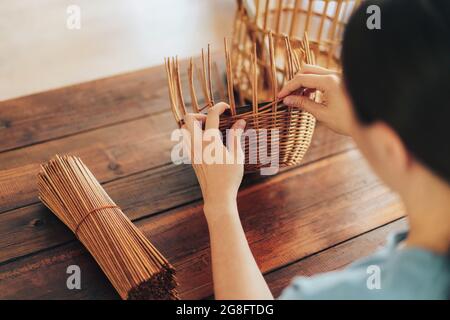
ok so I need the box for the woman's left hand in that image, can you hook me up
[182,102,246,224]
[183,103,273,300]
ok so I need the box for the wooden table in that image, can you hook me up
[0,59,406,299]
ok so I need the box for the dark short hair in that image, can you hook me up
[342,0,450,183]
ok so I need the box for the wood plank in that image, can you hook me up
[0,123,353,214]
[0,52,218,153]
[0,53,226,152]
[0,129,353,264]
[0,65,169,152]
[0,150,405,299]
[0,113,177,214]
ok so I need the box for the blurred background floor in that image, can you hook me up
[0,0,236,101]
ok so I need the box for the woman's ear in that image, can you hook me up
[371,122,412,174]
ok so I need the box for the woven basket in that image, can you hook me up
[232,0,360,103]
[165,34,316,173]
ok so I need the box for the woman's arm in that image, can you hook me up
[206,202,273,300]
[183,103,273,300]
[182,65,354,299]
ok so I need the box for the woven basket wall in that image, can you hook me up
[218,102,316,173]
[166,34,316,173]
[232,0,360,103]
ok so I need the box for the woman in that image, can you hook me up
[182,0,449,299]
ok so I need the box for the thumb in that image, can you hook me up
[228,119,246,163]
[283,95,325,121]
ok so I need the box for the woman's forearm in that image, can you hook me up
[182,104,272,299]
[205,202,274,300]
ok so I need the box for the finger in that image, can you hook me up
[180,126,193,161]
[283,95,326,121]
[300,64,337,75]
[183,113,205,134]
[228,119,246,163]
[205,102,230,131]
[183,113,207,123]
[289,87,316,97]
[189,113,207,130]
[278,74,331,99]
[183,113,204,163]
[190,113,208,121]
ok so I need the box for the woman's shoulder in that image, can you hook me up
[279,231,449,300]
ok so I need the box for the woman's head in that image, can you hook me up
[342,0,450,190]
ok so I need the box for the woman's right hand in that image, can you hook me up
[278,64,356,136]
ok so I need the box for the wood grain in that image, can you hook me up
[0,53,226,152]
[0,66,168,153]
[0,123,353,215]
[0,150,405,299]
[0,131,353,264]
[0,113,177,214]
[0,48,353,215]
[0,46,404,301]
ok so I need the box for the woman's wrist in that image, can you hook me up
[204,200,240,228]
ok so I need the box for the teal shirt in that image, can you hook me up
[279,231,449,300]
